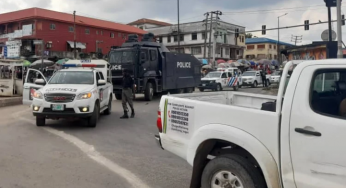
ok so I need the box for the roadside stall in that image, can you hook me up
[0,59,24,96]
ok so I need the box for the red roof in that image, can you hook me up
[0,8,147,35]
[128,18,172,26]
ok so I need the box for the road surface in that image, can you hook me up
[0,87,266,188]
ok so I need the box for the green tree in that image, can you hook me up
[245,33,253,38]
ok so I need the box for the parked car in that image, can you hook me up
[198,71,240,92]
[270,70,282,84]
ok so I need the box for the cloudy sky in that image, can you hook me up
[1,0,345,45]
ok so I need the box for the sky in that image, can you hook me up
[1,0,346,45]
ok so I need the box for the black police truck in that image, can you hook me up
[108,33,201,101]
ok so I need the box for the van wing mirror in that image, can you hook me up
[98,79,106,85]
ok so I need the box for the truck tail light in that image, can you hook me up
[157,110,163,133]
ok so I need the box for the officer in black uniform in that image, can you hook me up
[120,69,135,119]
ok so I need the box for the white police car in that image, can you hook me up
[22,60,113,127]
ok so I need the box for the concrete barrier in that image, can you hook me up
[0,97,22,108]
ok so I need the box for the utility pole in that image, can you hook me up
[277,13,288,64]
[327,5,333,42]
[73,11,77,59]
[337,0,343,58]
[207,12,214,63]
[291,35,303,45]
[203,12,209,59]
[41,39,44,71]
[177,0,180,49]
[212,12,222,66]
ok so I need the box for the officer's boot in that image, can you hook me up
[130,108,135,118]
[120,111,129,119]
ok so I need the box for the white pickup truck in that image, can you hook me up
[155,60,346,188]
[23,60,113,127]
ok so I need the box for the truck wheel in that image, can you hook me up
[87,103,99,128]
[104,96,112,115]
[145,82,154,101]
[252,81,258,88]
[267,79,271,86]
[184,88,194,93]
[201,154,266,188]
[36,116,46,127]
[199,88,204,92]
[115,94,122,100]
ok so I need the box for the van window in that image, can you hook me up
[150,50,157,61]
[310,69,346,118]
[98,72,105,80]
[221,73,227,78]
[228,72,232,77]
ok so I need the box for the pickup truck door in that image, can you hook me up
[96,72,109,108]
[289,65,346,188]
[23,69,47,105]
[221,72,228,87]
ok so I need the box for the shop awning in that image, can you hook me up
[67,41,86,49]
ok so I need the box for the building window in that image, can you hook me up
[236,50,240,55]
[202,32,207,40]
[247,45,255,50]
[68,26,74,32]
[85,29,90,34]
[224,34,227,43]
[191,33,197,40]
[242,36,245,43]
[167,36,171,43]
[50,24,56,30]
[159,36,163,43]
[257,44,265,49]
[180,34,184,41]
[176,48,184,53]
[101,31,103,35]
[96,30,99,35]
[118,33,122,37]
[269,44,272,49]
[225,48,230,54]
[191,47,202,55]
[110,33,114,38]
[216,47,221,54]
[274,45,277,49]
[174,35,178,42]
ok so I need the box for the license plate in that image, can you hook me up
[52,104,64,111]
[202,84,206,86]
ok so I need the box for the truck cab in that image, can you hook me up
[23,60,113,127]
[155,59,346,188]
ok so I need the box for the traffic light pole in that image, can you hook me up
[328,6,333,42]
[337,0,343,58]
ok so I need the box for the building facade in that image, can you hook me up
[128,18,172,30]
[282,41,337,61]
[146,20,246,61]
[244,38,293,60]
[0,8,146,59]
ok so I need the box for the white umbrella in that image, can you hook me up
[30,59,55,68]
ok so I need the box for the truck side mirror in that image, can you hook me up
[35,79,46,85]
[98,79,106,86]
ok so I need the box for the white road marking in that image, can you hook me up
[13,109,149,188]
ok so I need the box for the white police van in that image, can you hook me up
[22,60,113,127]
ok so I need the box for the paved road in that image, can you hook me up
[0,87,265,188]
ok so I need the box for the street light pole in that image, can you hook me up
[177,0,180,49]
[277,13,288,64]
[73,11,77,59]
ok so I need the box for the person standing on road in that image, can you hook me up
[120,69,135,119]
[261,70,267,87]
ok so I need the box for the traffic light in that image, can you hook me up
[262,25,266,35]
[304,20,309,30]
[342,15,345,26]
[235,28,239,38]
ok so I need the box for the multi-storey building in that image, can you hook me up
[128,18,172,30]
[0,8,146,59]
[146,20,246,61]
[244,38,293,60]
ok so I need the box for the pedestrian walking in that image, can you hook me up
[120,69,135,119]
[261,70,267,87]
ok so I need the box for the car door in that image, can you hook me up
[256,71,262,84]
[221,72,228,87]
[96,72,109,108]
[289,65,346,188]
[23,69,47,105]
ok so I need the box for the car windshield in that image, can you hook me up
[109,50,135,64]
[49,71,94,85]
[242,71,256,76]
[205,72,221,78]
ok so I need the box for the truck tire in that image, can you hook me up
[184,88,194,93]
[87,103,99,128]
[252,81,258,88]
[215,84,222,91]
[199,88,205,92]
[115,94,122,100]
[36,116,45,127]
[145,82,154,101]
[104,95,112,115]
[201,154,266,188]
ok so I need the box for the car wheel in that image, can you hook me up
[145,82,154,101]
[115,94,122,100]
[201,154,266,188]
[36,116,45,127]
[104,95,112,115]
[87,103,99,128]
[252,81,258,88]
[199,88,204,92]
[216,84,222,91]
